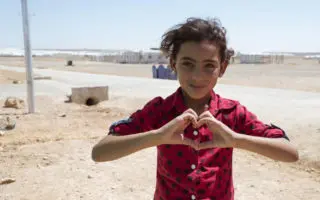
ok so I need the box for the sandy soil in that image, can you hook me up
[0,70,26,84]
[1,59,320,199]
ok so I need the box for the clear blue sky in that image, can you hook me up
[1,0,319,52]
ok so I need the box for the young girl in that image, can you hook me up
[92,17,299,200]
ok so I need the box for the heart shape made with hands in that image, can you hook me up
[179,106,235,149]
[183,106,221,129]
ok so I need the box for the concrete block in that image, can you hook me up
[71,86,109,105]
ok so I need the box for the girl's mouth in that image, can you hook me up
[190,84,206,89]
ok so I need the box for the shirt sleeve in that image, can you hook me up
[235,104,290,140]
[108,96,164,136]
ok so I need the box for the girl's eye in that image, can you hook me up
[205,64,216,69]
[182,62,194,68]
[204,64,216,72]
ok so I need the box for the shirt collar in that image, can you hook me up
[172,87,237,116]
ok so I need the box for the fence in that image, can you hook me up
[239,54,285,64]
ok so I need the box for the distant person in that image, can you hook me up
[92,17,299,200]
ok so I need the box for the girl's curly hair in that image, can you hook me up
[160,17,234,63]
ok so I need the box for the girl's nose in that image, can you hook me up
[191,66,203,80]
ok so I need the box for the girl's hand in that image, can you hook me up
[156,109,199,149]
[196,109,237,149]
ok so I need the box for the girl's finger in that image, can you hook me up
[184,108,198,119]
[198,111,212,120]
[184,109,198,128]
[196,117,212,128]
[183,113,198,128]
[180,134,199,149]
[197,117,222,130]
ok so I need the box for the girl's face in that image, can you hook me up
[171,40,228,100]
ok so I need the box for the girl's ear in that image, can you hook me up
[219,60,229,77]
[170,57,176,71]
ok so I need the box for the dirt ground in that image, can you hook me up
[1,56,320,93]
[0,69,26,84]
[1,59,320,200]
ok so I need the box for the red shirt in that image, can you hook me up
[109,87,288,200]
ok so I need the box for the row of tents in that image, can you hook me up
[152,65,177,80]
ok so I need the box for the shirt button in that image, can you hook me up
[191,164,196,170]
[191,194,196,200]
[193,130,198,136]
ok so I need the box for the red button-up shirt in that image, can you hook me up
[109,87,288,200]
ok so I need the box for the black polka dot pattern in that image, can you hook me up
[109,88,285,199]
